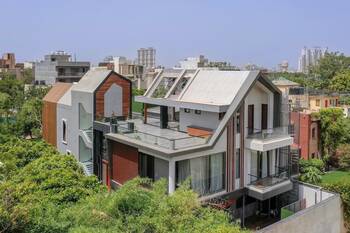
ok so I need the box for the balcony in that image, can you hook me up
[108,118,210,151]
[247,171,293,200]
[245,127,293,152]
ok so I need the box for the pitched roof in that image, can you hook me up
[71,69,113,93]
[57,85,73,106]
[272,77,300,86]
[43,82,73,103]
[179,70,258,105]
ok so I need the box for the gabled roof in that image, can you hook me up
[179,70,257,106]
[136,69,260,112]
[71,69,113,93]
[43,82,72,103]
[272,77,300,87]
[58,85,73,106]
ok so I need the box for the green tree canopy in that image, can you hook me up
[330,69,350,92]
[16,98,43,138]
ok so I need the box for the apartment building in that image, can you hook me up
[35,51,90,85]
[288,87,339,111]
[96,69,296,225]
[137,47,156,69]
[42,69,132,176]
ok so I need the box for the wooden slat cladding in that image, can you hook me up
[111,141,139,185]
[42,102,57,146]
[226,116,235,192]
[240,103,245,188]
[95,73,131,119]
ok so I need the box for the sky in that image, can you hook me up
[1,0,349,69]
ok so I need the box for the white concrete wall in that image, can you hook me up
[258,187,345,233]
[57,103,74,155]
[299,184,334,208]
[35,60,57,85]
[104,84,123,117]
[71,90,94,161]
[179,108,220,132]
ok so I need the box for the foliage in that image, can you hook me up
[0,73,24,111]
[330,69,350,92]
[299,158,325,173]
[300,166,322,184]
[23,68,34,84]
[0,138,59,182]
[0,155,102,233]
[59,178,246,233]
[132,88,146,96]
[0,93,11,123]
[336,144,350,170]
[268,72,312,87]
[16,98,43,138]
[310,52,350,89]
[314,108,347,161]
[152,86,168,98]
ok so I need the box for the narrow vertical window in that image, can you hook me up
[62,119,67,143]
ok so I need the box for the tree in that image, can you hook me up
[16,98,43,138]
[314,108,347,161]
[310,52,350,89]
[59,178,246,233]
[0,93,11,124]
[330,69,350,92]
[0,155,102,232]
[337,144,350,170]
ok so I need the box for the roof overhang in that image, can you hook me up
[245,136,293,152]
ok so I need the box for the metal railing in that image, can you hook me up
[110,122,210,150]
[281,199,306,219]
[247,126,292,140]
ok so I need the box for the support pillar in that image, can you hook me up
[143,103,148,124]
[168,159,176,194]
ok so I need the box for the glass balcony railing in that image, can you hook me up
[248,166,289,190]
[247,126,292,140]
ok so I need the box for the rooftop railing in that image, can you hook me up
[110,121,210,150]
[247,126,292,140]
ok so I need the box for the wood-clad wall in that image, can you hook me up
[95,73,131,119]
[42,101,57,146]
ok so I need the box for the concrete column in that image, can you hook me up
[168,159,176,194]
[143,103,148,124]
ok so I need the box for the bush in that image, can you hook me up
[300,166,322,184]
[299,158,325,173]
[337,144,350,170]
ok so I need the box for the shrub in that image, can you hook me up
[299,158,325,173]
[300,166,322,184]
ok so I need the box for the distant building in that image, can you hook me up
[137,47,156,69]
[0,53,15,69]
[178,55,239,70]
[34,51,90,85]
[272,77,300,96]
[99,56,144,89]
[278,60,289,72]
[298,47,327,73]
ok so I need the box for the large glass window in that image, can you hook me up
[79,103,92,130]
[176,153,225,196]
[62,119,67,143]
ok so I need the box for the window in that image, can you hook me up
[235,149,240,179]
[66,150,71,155]
[194,110,201,115]
[236,113,240,134]
[62,119,67,144]
[184,108,190,113]
[312,127,316,139]
[316,99,320,107]
[219,112,225,120]
[176,153,225,196]
[139,153,154,179]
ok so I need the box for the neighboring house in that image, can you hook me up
[101,69,296,225]
[42,69,132,178]
[272,77,300,96]
[291,111,320,160]
[288,87,339,111]
[35,51,90,85]
[42,82,73,146]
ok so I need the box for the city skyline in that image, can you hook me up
[1,0,350,69]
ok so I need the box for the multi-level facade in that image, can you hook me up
[100,69,295,224]
[42,69,132,177]
[35,51,90,85]
[137,47,156,69]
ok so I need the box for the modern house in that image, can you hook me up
[272,77,300,96]
[42,69,132,177]
[35,51,90,85]
[101,69,296,224]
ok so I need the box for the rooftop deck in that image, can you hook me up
[108,118,209,150]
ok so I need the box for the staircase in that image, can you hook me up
[80,160,93,176]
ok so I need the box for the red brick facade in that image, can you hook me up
[291,112,320,160]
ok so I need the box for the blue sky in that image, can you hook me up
[1,0,349,69]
